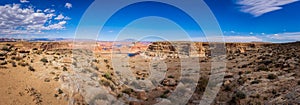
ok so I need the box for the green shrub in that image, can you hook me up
[251,80,260,84]
[163,90,170,94]
[28,66,35,72]
[257,65,269,71]
[167,75,175,78]
[117,94,123,98]
[104,59,109,63]
[2,46,10,51]
[0,61,7,65]
[160,94,168,98]
[267,74,277,80]
[122,88,133,95]
[12,61,17,67]
[18,62,28,67]
[235,91,246,99]
[103,72,112,80]
[63,67,67,71]
[40,58,48,63]
[224,85,232,91]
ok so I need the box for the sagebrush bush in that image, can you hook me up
[267,74,277,80]
[103,72,112,80]
[235,91,246,99]
[28,66,35,71]
[40,58,48,63]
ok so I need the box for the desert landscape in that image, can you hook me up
[0,40,299,105]
[1,0,300,105]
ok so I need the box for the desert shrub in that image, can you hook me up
[0,53,5,56]
[106,65,110,69]
[272,89,277,95]
[238,71,243,75]
[72,62,77,67]
[18,62,28,67]
[103,72,112,80]
[224,85,232,91]
[235,91,246,99]
[0,65,7,69]
[40,58,48,63]
[92,59,98,63]
[159,90,171,98]
[117,94,123,98]
[104,59,108,63]
[267,74,277,80]
[257,65,269,71]
[11,56,22,61]
[245,71,252,74]
[122,88,134,95]
[99,79,111,87]
[167,75,175,78]
[160,94,168,98]
[163,90,170,94]
[238,77,247,85]
[28,66,35,71]
[0,61,7,65]
[251,80,260,84]
[63,67,68,71]
[2,46,10,51]
[12,61,17,67]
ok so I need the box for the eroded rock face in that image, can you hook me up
[142,42,208,59]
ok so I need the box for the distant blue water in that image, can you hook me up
[128,53,138,57]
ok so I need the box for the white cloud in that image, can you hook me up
[65,3,72,9]
[64,16,71,20]
[185,36,263,42]
[54,14,65,20]
[54,14,71,20]
[266,32,300,42]
[223,36,262,42]
[20,0,29,3]
[0,4,69,35]
[235,0,299,17]
[44,8,55,13]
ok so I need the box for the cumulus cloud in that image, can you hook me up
[54,14,71,20]
[64,16,71,20]
[235,0,299,17]
[20,0,29,3]
[54,14,65,20]
[65,3,72,9]
[0,4,70,35]
[44,8,55,13]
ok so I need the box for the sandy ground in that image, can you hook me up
[0,65,67,105]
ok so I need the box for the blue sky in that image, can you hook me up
[0,0,300,42]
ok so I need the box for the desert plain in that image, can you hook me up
[0,41,299,105]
